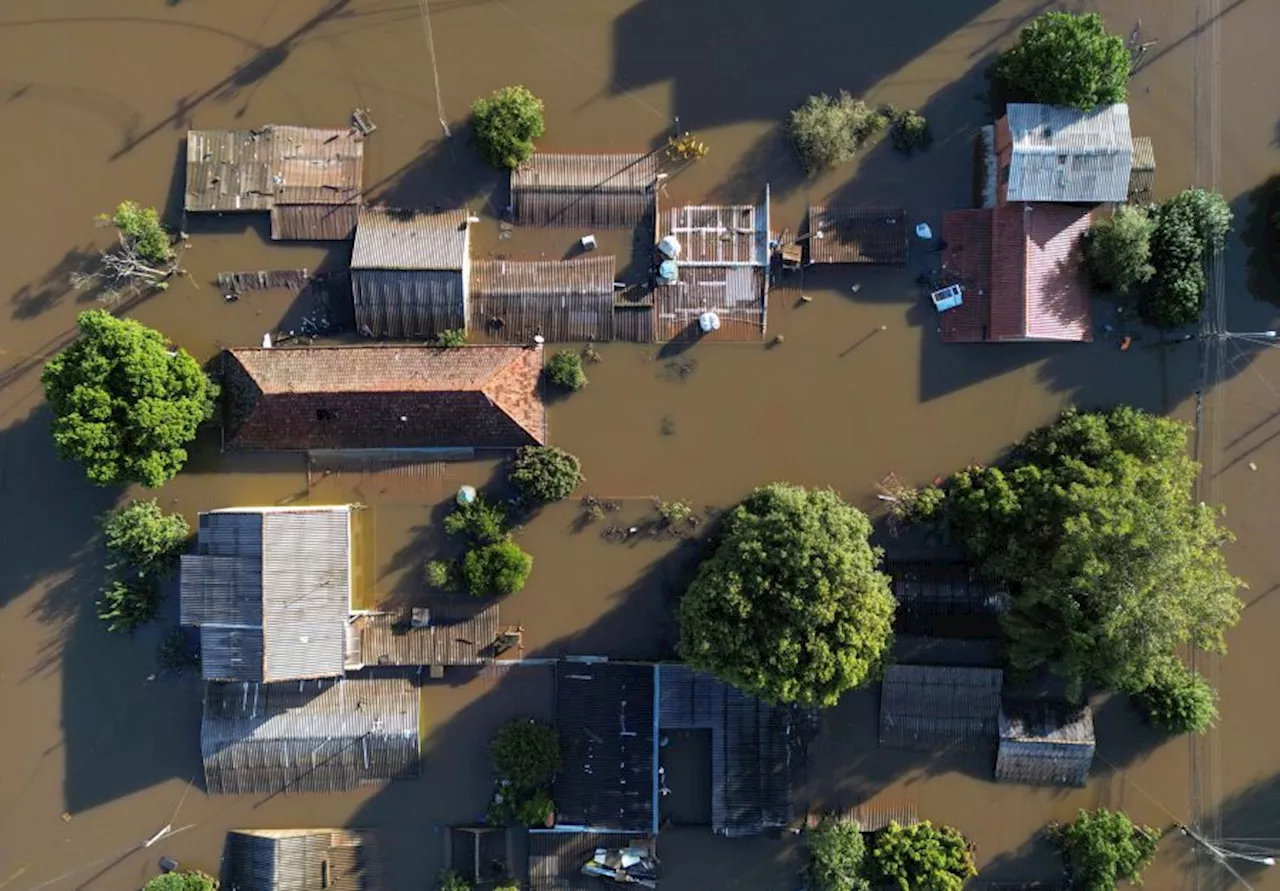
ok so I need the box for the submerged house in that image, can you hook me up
[993,103,1136,205]
[220,344,546,451]
[470,255,616,343]
[181,506,359,683]
[223,828,378,891]
[939,203,1094,343]
[352,207,471,339]
[995,700,1095,787]
[656,192,771,341]
[202,677,420,794]
[511,153,660,228]
[879,664,1003,751]
[185,125,365,240]
[806,206,909,265]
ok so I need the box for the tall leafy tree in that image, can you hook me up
[946,407,1242,697]
[1086,204,1155,293]
[1141,189,1233,328]
[471,85,546,170]
[869,821,977,891]
[1051,809,1159,888]
[42,311,216,487]
[678,484,895,706]
[101,498,189,574]
[808,815,871,891]
[993,12,1129,109]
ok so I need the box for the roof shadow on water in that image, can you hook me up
[368,125,508,219]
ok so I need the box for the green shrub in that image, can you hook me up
[890,110,931,154]
[545,350,587,391]
[788,91,885,173]
[509,446,583,504]
[1087,204,1155,293]
[472,85,546,170]
[657,499,694,527]
[101,499,189,575]
[1051,808,1159,889]
[1136,660,1219,734]
[157,627,200,672]
[462,540,533,597]
[444,496,507,544]
[808,815,870,891]
[909,485,946,522]
[424,559,457,591]
[143,870,216,891]
[491,718,560,789]
[436,328,467,347]
[110,201,174,265]
[439,869,471,891]
[97,576,161,633]
[869,821,977,891]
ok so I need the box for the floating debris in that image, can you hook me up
[216,269,309,293]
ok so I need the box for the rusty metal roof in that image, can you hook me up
[655,266,766,342]
[807,206,909,264]
[224,830,377,891]
[665,202,769,265]
[511,153,659,228]
[350,607,501,667]
[471,255,615,298]
[270,203,360,241]
[352,207,469,270]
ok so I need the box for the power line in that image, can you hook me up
[416,0,450,136]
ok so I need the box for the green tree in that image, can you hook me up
[993,12,1129,109]
[424,558,457,590]
[545,350,587,391]
[462,540,533,597]
[1142,189,1233,328]
[788,92,887,173]
[491,718,560,791]
[1136,659,1219,735]
[869,821,977,891]
[444,495,508,544]
[889,110,931,155]
[509,446,583,504]
[1051,808,1159,889]
[808,815,870,891]
[143,871,217,891]
[677,484,895,706]
[945,407,1242,697]
[109,201,174,265]
[439,870,471,891]
[97,576,162,633]
[472,85,546,170]
[1087,204,1155,293]
[42,311,216,487]
[101,498,189,574]
[435,328,467,347]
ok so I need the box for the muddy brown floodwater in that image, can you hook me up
[1,0,1277,889]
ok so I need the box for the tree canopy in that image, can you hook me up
[787,92,886,173]
[945,407,1242,697]
[808,815,870,891]
[142,870,216,891]
[993,12,1129,109]
[545,350,587,391]
[1086,204,1155,294]
[1051,808,1159,889]
[471,85,546,170]
[1141,189,1233,328]
[868,821,977,891]
[509,446,583,504]
[1136,658,1219,735]
[42,311,216,487]
[101,498,189,574]
[677,483,895,706]
[462,540,533,597]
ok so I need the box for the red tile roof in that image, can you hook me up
[940,204,1092,343]
[223,345,545,450]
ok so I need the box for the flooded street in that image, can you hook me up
[1,0,1277,889]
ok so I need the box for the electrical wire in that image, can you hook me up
[416,0,451,136]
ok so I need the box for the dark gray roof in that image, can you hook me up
[352,269,465,339]
[555,661,656,833]
[202,678,420,795]
[887,561,1010,617]
[658,664,794,836]
[180,508,352,683]
[224,829,375,891]
[511,153,659,228]
[352,208,469,270]
[995,699,1095,787]
[1004,103,1133,203]
[879,665,1003,751]
[470,256,618,343]
[528,831,638,891]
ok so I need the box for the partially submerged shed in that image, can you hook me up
[511,153,659,228]
[471,255,616,343]
[555,661,656,833]
[887,561,1010,618]
[995,104,1134,204]
[221,344,545,451]
[185,126,364,240]
[1127,136,1156,203]
[201,677,420,794]
[807,206,909,265]
[348,608,501,668]
[879,665,1003,750]
[352,207,470,339]
[995,700,1095,787]
[223,828,377,891]
[180,506,355,683]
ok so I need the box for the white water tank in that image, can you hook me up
[698,311,721,333]
[658,235,682,259]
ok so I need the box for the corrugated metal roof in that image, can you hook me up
[529,831,638,891]
[658,664,794,836]
[887,561,1010,617]
[807,206,909,264]
[655,266,766,342]
[555,661,655,832]
[470,256,616,343]
[472,256,615,298]
[181,508,351,683]
[1004,103,1133,202]
[879,665,1003,751]
[185,126,364,214]
[611,306,654,344]
[270,203,360,241]
[996,700,1094,787]
[351,608,500,667]
[352,208,468,270]
[665,202,769,266]
[202,677,420,794]
[224,829,376,891]
[510,154,657,228]
[352,269,465,339]
[222,345,546,451]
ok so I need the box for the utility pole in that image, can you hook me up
[1179,823,1274,891]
